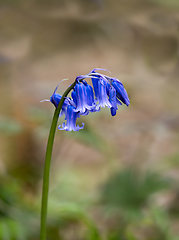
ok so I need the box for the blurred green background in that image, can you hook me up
[1,0,179,239]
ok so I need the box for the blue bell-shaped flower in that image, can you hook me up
[111,78,130,106]
[58,105,84,131]
[73,81,95,114]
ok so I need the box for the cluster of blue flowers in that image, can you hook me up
[49,68,130,131]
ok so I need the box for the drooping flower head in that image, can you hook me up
[45,68,130,131]
[89,68,130,116]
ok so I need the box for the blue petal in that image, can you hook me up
[92,77,99,100]
[50,93,69,118]
[81,109,90,116]
[106,81,122,106]
[109,86,118,116]
[50,93,60,108]
[87,86,95,106]
[50,93,69,108]
[82,81,99,112]
[71,90,77,106]
[110,107,117,116]
[74,82,95,113]
[97,78,112,109]
[111,79,130,106]
[106,81,111,96]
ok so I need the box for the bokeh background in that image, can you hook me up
[1,0,179,239]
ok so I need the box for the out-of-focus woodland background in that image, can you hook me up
[1,0,179,239]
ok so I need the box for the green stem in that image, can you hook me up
[40,81,76,240]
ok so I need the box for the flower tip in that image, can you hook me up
[90,68,111,74]
[40,99,50,102]
[60,78,69,83]
[76,122,85,131]
[110,107,117,116]
[125,98,130,106]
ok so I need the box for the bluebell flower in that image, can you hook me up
[106,83,122,106]
[51,93,68,117]
[90,68,130,106]
[49,85,71,118]
[91,75,111,110]
[73,81,96,114]
[111,78,130,106]
[45,68,130,131]
[50,93,69,108]
[89,69,130,116]
[58,105,84,131]
[91,68,110,101]
[96,77,112,109]
[83,80,99,113]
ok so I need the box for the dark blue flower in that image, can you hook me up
[50,93,68,109]
[58,105,84,131]
[111,78,130,106]
[105,79,122,116]
[50,85,71,117]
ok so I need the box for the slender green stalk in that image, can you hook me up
[40,81,76,240]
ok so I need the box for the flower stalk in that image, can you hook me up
[40,81,77,240]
